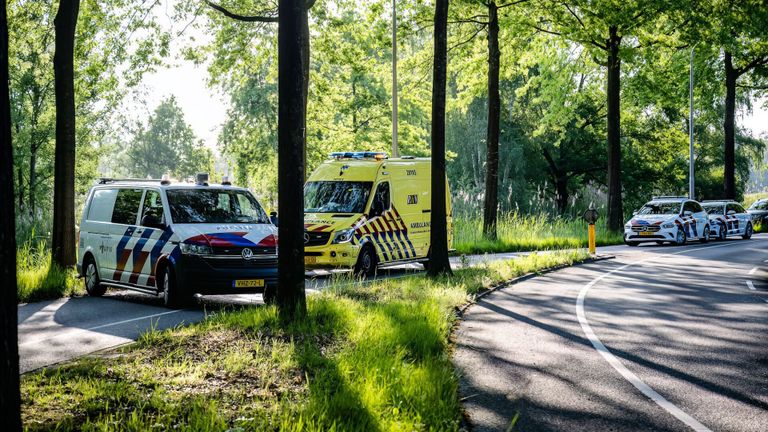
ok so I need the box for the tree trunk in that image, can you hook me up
[605,25,623,232]
[28,148,36,217]
[52,0,79,267]
[0,0,22,428]
[723,51,737,200]
[482,1,500,240]
[300,2,310,179]
[276,0,308,319]
[428,0,452,277]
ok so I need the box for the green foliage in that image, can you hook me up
[454,213,623,254]
[9,0,169,237]
[121,96,214,180]
[21,250,591,431]
[16,236,80,303]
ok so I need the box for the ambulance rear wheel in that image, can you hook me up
[84,256,106,297]
[162,266,187,308]
[354,245,377,278]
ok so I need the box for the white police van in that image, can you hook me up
[76,174,278,307]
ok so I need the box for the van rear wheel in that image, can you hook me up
[354,245,377,278]
[84,257,106,297]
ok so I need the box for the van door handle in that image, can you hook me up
[422,209,431,213]
[135,228,144,235]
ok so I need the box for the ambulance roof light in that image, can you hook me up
[330,151,388,160]
[160,174,171,185]
[221,175,232,186]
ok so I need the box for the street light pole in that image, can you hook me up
[689,44,696,199]
[391,0,399,158]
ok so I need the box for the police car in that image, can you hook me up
[76,174,278,307]
[624,196,710,246]
[700,200,753,240]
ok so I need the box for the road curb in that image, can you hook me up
[455,254,616,316]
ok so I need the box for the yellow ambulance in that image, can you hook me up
[303,151,453,275]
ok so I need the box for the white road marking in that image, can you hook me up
[19,309,185,347]
[576,241,749,432]
[749,267,759,275]
[746,281,756,291]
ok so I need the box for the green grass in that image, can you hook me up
[454,213,624,255]
[16,238,81,303]
[21,249,592,431]
[744,191,768,208]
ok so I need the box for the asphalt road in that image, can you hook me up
[454,235,768,432]
[18,248,576,374]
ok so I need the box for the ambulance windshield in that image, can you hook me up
[304,181,373,214]
[167,189,269,224]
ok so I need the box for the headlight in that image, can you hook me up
[331,229,355,244]
[180,243,213,255]
[662,223,675,229]
[624,222,632,229]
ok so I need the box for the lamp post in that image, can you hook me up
[391,0,399,158]
[689,44,697,199]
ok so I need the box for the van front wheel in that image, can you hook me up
[354,245,377,278]
[162,266,187,308]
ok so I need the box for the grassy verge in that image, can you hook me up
[17,238,81,303]
[454,214,623,255]
[22,250,592,431]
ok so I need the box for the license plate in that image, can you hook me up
[305,256,317,264]
[233,279,264,288]
[639,231,654,236]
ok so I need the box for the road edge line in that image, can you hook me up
[575,241,750,432]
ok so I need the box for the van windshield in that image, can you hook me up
[167,189,269,224]
[304,181,372,214]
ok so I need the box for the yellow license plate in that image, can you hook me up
[639,231,654,236]
[305,256,317,264]
[233,279,264,288]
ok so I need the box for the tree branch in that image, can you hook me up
[204,0,278,23]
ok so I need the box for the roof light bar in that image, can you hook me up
[330,151,388,160]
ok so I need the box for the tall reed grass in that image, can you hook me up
[16,236,80,303]
[454,213,624,254]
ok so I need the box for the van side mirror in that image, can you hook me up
[683,210,693,217]
[632,210,638,216]
[727,210,736,216]
[269,211,279,226]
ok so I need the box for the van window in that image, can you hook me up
[111,189,144,225]
[140,190,165,227]
[87,189,118,222]
[304,181,373,214]
[370,182,390,217]
[167,189,269,224]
